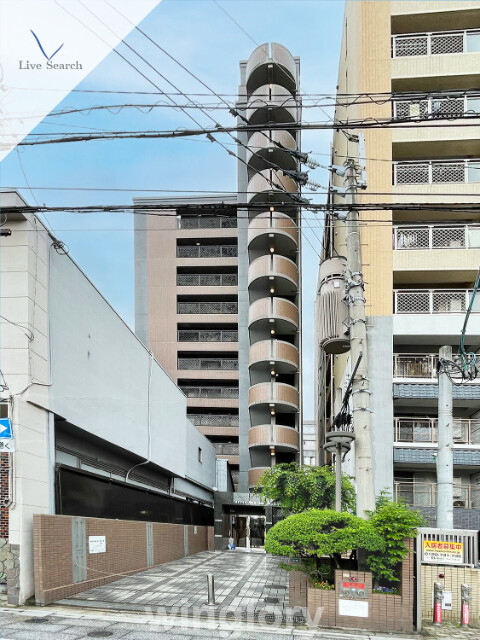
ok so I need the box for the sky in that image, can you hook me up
[0,0,346,419]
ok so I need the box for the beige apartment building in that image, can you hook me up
[317,0,480,528]
[135,45,303,536]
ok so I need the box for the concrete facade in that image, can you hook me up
[316,0,480,524]
[0,191,216,604]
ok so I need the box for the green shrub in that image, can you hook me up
[366,494,427,583]
[265,509,384,572]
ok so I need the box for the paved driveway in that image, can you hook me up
[58,551,305,623]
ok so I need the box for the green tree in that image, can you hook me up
[366,494,427,583]
[265,509,385,574]
[254,462,355,514]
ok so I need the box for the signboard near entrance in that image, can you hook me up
[423,540,463,564]
[339,599,369,617]
[88,535,106,554]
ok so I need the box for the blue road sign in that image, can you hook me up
[0,418,13,439]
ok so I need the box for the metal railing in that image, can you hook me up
[178,357,238,370]
[394,481,474,508]
[213,443,239,455]
[177,302,238,315]
[392,29,480,58]
[419,528,478,567]
[177,273,238,287]
[394,417,480,444]
[393,95,480,119]
[393,224,480,249]
[176,245,237,258]
[177,216,237,229]
[393,289,480,314]
[177,330,238,342]
[188,414,239,427]
[180,386,239,399]
[393,159,480,185]
[393,353,438,378]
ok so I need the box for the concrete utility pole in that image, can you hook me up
[437,345,454,529]
[344,160,375,518]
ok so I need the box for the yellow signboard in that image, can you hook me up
[423,540,463,564]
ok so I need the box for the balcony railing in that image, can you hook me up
[177,216,237,230]
[394,417,480,445]
[393,95,480,120]
[177,330,238,342]
[177,273,238,287]
[177,302,238,315]
[178,357,238,370]
[392,29,480,58]
[176,245,237,258]
[394,225,480,249]
[393,353,438,378]
[394,481,475,508]
[393,160,480,185]
[213,443,239,455]
[188,414,239,427]
[180,386,239,399]
[394,289,480,314]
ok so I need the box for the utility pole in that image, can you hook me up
[437,345,454,529]
[344,160,375,518]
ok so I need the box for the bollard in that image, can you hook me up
[207,573,216,605]
[461,583,471,628]
[433,581,444,625]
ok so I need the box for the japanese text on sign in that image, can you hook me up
[423,540,463,564]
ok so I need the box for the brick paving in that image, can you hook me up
[56,551,304,623]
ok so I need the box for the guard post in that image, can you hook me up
[433,581,443,625]
[461,583,471,628]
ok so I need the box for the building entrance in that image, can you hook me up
[232,515,266,548]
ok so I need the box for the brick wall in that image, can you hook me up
[421,564,480,628]
[33,514,213,605]
[294,540,414,633]
[0,453,9,538]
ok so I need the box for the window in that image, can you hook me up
[198,447,203,463]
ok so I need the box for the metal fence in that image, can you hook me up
[393,225,480,249]
[418,528,478,567]
[188,414,239,427]
[177,302,238,314]
[393,353,438,377]
[394,482,474,508]
[392,29,480,57]
[177,273,238,286]
[394,289,480,314]
[178,358,238,370]
[213,443,239,455]
[394,417,480,445]
[180,386,239,399]
[393,95,480,119]
[177,216,237,229]
[393,159,480,185]
[176,245,237,258]
[177,330,238,342]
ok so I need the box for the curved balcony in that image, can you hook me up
[246,43,297,95]
[246,85,299,126]
[248,254,299,296]
[249,339,299,374]
[248,466,269,488]
[246,131,297,174]
[248,382,299,412]
[248,425,299,452]
[248,211,298,254]
[248,297,298,334]
[247,169,299,206]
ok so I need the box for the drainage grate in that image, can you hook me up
[87,632,113,638]
[264,596,279,604]
[266,583,287,589]
[26,618,50,624]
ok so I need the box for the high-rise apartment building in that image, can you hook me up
[135,44,302,543]
[317,0,480,528]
